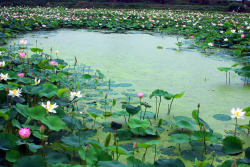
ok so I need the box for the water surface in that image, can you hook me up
[12,29,250,134]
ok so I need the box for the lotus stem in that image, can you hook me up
[154,145,157,163]
[234,118,237,136]
[168,98,174,115]
[226,71,227,84]
[211,151,215,167]
[142,148,148,162]
[139,98,142,120]
[143,107,147,120]
[154,97,157,119]
[157,96,161,118]
[229,72,230,85]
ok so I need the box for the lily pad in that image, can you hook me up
[173,120,196,130]
[128,117,149,129]
[223,136,243,155]
[45,151,70,164]
[97,161,127,167]
[116,129,133,141]
[170,134,191,143]
[154,159,185,167]
[61,134,88,148]
[213,114,231,121]
[180,150,204,162]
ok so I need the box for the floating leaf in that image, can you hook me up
[38,83,58,98]
[154,159,185,167]
[173,120,196,130]
[97,161,127,167]
[122,104,141,115]
[192,131,217,142]
[170,134,190,143]
[45,151,70,164]
[223,136,242,155]
[213,114,231,121]
[128,117,149,129]
[138,140,160,148]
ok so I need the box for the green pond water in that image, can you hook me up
[9,29,250,165]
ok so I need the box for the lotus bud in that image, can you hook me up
[50,47,52,51]
[155,130,158,135]
[85,144,89,152]
[231,161,237,167]
[31,73,33,77]
[40,124,45,134]
[133,142,138,149]
[104,132,111,147]
[197,103,200,109]
[138,92,143,99]
[116,137,119,141]
[6,86,9,91]
[158,119,163,127]
[37,74,39,77]
[19,128,31,139]
[203,125,206,131]
[105,93,108,99]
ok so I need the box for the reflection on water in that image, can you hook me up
[10,29,250,134]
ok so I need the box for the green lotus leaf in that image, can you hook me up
[41,116,66,131]
[116,129,133,141]
[128,117,148,129]
[13,155,45,167]
[0,133,19,150]
[26,105,46,120]
[173,120,196,130]
[122,104,141,115]
[30,48,43,53]
[97,161,127,167]
[96,70,105,79]
[170,134,191,143]
[6,150,19,162]
[245,147,250,159]
[235,66,250,78]
[45,151,70,164]
[81,74,92,80]
[0,109,9,121]
[149,89,167,98]
[138,140,160,148]
[15,104,29,117]
[94,147,113,161]
[108,146,133,156]
[222,136,242,155]
[217,67,233,72]
[192,131,217,142]
[38,83,58,98]
[127,156,156,167]
[78,146,98,165]
[12,119,21,128]
[243,106,250,116]
[154,159,185,167]
[220,160,242,167]
[17,77,34,84]
[61,134,88,148]
[57,88,69,98]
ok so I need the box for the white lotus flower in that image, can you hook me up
[32,78,40,85]
[231,29,236,33]
[42,101,58,113]
[208,42,213,46]
[70,91,82,100]
[8,88,22,97]
[231,107,246,119]
[224,38,228,42]
[0,73,9,81]
[19,39,27,45]
[0,61,5,67]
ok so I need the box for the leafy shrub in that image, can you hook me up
[228,3,246,12]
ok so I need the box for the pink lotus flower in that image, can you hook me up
[190,35,194,39]
[231,161,237,167]
[50,61,56,66]
[241,34,245,38]
[19,128,31,139]
[138,93,143,99]
[241,26,244,28]
[19,52,26,58]
[17,73,24,78]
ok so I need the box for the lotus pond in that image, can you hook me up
[0,6,250,167]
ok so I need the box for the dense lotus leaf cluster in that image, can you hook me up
[0,6,249,57]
